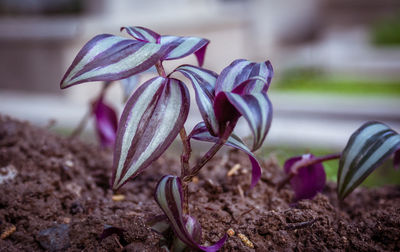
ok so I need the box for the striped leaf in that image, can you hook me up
[215,59,273,94]
[148,214,202,251]
[338,121,400,200]
[122,26,209,66]
[174,65,219,135]
[60,34,164,89]
[225,92,273,151]
[121,26,160,43]
[189,122,262,188]
[155,175,227,252]
[111,77,190,190]
[160,35,209,66]
[171,215,202,252]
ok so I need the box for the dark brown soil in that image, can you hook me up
[0,115,400,251]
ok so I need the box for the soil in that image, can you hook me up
[0,115,400,251]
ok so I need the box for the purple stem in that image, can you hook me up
[183,119,238,183]
[155,61,167,77]
[277,152,341,191]
[70,82,110,139]
[180,128,192,214]
[155,61,191,214]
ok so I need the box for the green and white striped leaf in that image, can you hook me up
[225,92,273,151]
[111,77,190,190]
[174,64,219,135]
[60,34,164,89]
[338,121,400,199]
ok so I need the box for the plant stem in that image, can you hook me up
[70,109,91,139]
[155,61,167,77]
[179,128,191,214]
[70,82,110,139]
[277,152,341,191]
[183,119,238,183]
[155,60,193,214]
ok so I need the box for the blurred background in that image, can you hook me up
[0,0,399,185]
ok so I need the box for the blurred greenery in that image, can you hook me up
[259,146,400,188]
[273,68,400,97]
[371,14,400,46]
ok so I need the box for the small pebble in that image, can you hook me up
[64,160,74,168]
[238,233,254,249]
[227,164,241,177]
[0,165,17,184]
[112,194,125,201]
[227,228,235,237]
[37,224,70,251]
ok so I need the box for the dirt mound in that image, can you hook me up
[0,115,399,251]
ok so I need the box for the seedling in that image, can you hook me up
[61,26,273,251]
[280,121,400,202]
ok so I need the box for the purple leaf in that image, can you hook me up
[155,175,227,252]
[394,148,400,170]
[213,91,241,132]
[160,36,209,67]
[173,65,219,135]
[175,59,274,150]
[338,121,400,199]
[194,43,208,68]
[92,96,118,148]
[189,122,262,188]
[120,26,161,43]
[284,154,326,202]
[60,34,164,89]
[212,60,273,147]
[111,77,190,190]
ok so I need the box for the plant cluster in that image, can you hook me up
[61,26,272,251]
[61,26,400,251]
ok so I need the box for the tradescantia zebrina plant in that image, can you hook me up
[61,26,273,251]
[278,121,400,202]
